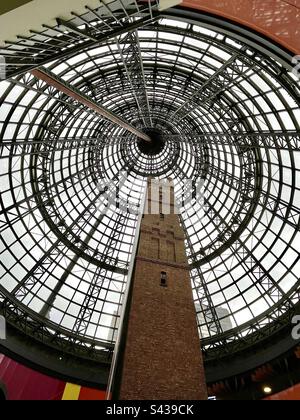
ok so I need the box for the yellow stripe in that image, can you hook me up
[62,383,81,401]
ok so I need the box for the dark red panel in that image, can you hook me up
[0,355,65,400]
[182,0,300,54]
[79,387,106,401]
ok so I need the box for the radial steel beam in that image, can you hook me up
[39,215,104,318]
[169,51,254,122]
[31,67,152,143]
[116,29,153,127]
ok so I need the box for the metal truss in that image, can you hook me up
[9,137,130,314]
[170,50,252,123]
[1,1,159,78]
[0,298,113,362]
[73,212,129,338]
[184,133,261,266]
[180,213,224,337]
[203,301,300,362]
[117,30,153,127]
[197,196,296,353]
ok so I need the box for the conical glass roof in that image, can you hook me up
[0,0,300,362]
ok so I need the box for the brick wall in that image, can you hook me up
[119,180,207,400]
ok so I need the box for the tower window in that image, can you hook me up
[161,271,167,287]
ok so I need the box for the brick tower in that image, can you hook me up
[119,178,207,400]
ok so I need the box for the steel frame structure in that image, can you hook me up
[1,2,300,369]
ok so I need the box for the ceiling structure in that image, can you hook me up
[0,0,300,378]
[1,1,300,55]
[0,0,101,44]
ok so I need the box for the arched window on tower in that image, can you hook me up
[161,272,167,287]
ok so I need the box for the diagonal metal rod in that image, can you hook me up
[31,67,151,143]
